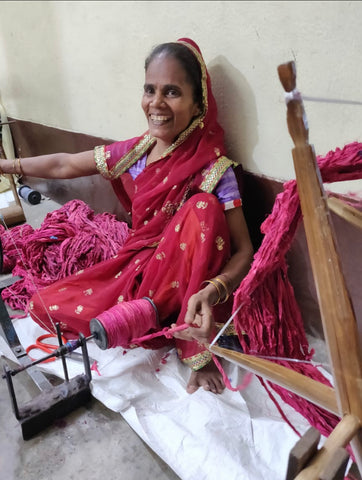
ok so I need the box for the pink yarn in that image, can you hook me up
[0,200,129,312]
[132,323,189,344]
[212,354,253,392]
[95,298,158,348]
[133,323,254,392]
[233,142,362,439]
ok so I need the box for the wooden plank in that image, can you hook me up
[327,196,362,231]
[285,427,321,479]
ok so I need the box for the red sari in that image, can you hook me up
[30,38,236,369]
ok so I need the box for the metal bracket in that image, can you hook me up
[0,278,53,391]
[0,276,93,440]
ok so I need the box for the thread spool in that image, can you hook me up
[89,318,108,350]
[18,185,41,205]
[90,297,158,350]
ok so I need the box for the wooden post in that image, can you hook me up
[0,144,26,226]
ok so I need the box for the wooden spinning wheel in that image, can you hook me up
[210,61,362,479]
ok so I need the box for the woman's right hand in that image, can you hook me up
[173,284,218,345]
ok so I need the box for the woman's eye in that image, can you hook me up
[144,86,154,95]
[166,88,180,97]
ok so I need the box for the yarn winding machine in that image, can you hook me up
[0,275,95,440]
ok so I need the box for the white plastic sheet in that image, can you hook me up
[1,315,313,480]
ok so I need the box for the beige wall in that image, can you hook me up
[1,0,362,193]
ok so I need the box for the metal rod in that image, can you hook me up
[79,333,92,381]
[0,121,16,126]
[302,95,362,106]
[2,351,57,377]
[56,323,69,382]
[1,334,96,379]
[3,364,20,419]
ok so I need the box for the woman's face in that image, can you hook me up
[142,53,201,149]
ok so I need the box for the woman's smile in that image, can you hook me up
[149,114,172,126]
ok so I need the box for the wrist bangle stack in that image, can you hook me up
[13,157,23,176]
[201,273,233,305]
[201,279,223,305]
[213,276,230,304]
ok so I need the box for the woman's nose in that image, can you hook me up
[150,91,164,107]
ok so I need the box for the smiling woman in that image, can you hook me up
[0,38,254,395]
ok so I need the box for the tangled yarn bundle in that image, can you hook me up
[1,199,129,312]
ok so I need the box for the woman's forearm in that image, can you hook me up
[198,248,253,307]
[218,248,254,295]
[0,150,97,179]
[217,207,254,295]
[184,208,253,329]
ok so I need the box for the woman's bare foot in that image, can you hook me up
[186,359,225,394]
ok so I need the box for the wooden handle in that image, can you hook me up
[277,61,296,92]
[278,61,309,147]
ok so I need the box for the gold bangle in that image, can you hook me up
[201,279,222,306]
[17,157,24,176]
[218,273,233,295]
[214,276,230,303]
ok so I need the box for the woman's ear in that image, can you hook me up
[193,103,202,117]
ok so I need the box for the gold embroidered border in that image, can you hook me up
[110,134,156,178]
[94,136,157,180]
[177,40,208,115]
[200,156,235,193]
[94,145,112,179]
[215,322,237,336]
[181,349,212,371]
[215,323,247,336]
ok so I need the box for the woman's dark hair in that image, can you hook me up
[145,42,203,110]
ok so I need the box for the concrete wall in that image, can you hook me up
[0,0,362,196]
[1,1,362,346]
